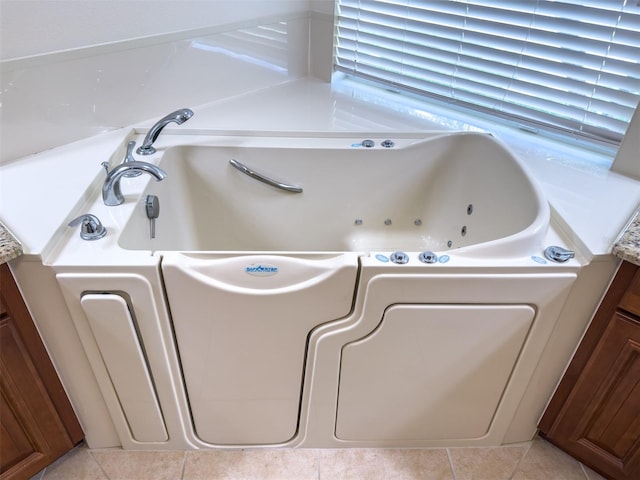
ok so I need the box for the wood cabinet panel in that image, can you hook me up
[1,316,51,477]
[0,263,83,479]
[1,389,38,472]
[540,261,640,480]
[620,268,640,317]
[547,312,640,473]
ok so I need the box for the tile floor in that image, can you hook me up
[30,436,609,480]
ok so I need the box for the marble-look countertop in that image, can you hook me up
[613,211,640,267]
[0,223,23,265]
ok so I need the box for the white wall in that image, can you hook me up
[0,0,328,164]
[612,106,640,181]
[0,0,312,60]
[311,0,335,15]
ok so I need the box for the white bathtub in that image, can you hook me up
[51,132,582,450]
[118,132,548,256]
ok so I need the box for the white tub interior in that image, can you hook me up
[118,133,548,256]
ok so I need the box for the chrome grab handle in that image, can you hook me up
[229,159,303,193]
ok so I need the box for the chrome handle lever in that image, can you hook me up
[544,246,575,263]
[145,195,160,239]
[68,214,107,240]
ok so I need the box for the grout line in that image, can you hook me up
[579,462,594,480]
[508,440,534,480]
[579,462,587,479]
[179,450,188,480]
[88,448,112,480]
[445,448,458,480]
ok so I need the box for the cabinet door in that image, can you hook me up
[546,311,640,479]
[540,261,640,480]
[0,263,83,479]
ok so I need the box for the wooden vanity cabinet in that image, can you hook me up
[0,263,83,479]
[539,260,640,480]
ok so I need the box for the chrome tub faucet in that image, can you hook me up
[137,108,194,155]
[122,140,143,177]
[102,161,167,206]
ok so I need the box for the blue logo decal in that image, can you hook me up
[438,255,450,263]
[531,255,547,264]
[375,254,390,262]
[245,264,279,276]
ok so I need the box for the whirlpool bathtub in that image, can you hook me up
[52,132,582,450]
[118,132,548,255]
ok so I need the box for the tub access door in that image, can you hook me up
[161,252,359,445]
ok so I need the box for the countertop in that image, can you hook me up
[0,223,23,265]
[1,79,640,265]
[613,211,640,267]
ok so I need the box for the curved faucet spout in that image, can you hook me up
[102,161,167,206]
[137,108,194,155]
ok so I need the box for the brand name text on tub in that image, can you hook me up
[245,264,279,276]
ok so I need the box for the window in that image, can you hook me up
[335,0,640,146]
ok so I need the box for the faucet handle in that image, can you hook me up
[68,214,107,240]
[123,140,142,177]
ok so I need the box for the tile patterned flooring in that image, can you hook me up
[30,437,609,480]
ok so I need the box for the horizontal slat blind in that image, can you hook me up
[335,0,640,144]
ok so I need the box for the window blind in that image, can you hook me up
[335,0,640,144]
